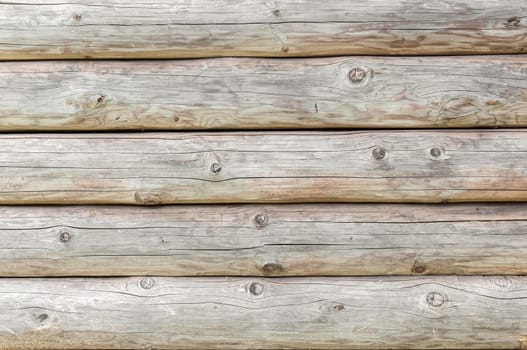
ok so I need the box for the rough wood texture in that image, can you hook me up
[1,276,526,349]
[1,131,527,204]
[1,56,527,130]
[0,0,526,59]
[1,204,527,276]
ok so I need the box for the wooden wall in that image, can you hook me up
[0,1,526,349]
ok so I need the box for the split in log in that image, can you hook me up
[0,0,526,59]
[0,56,526,130]
[1,276,526,349]
[0,131,526,204]
[0,204,526,276]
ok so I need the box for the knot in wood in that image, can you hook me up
[139,277,155,290]
[134,192,163,206]
[412,261,428,274]
[249,282,264,296]
[372,147,386,160]
[254,213,269,226]
[494,276,513,289]
[349,67,366,83]
[59,231,72,243]
[430,147,442,158]
[334,304,345,311]
[37,313,49,322]
[209,162,222,174]
[506,16,520,28]
[262,263,283,274]
[426,291,445,307]
[96,94,106,104]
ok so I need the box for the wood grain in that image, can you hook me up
[1,131,527,204]
[0,0,526,59]
[1,56,527,130]
[1,204,527,276]
[1,276,526,349]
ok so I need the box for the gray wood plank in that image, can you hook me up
[0,204,526,276]
[1,56,527,130]
[0,0,526,59]
[0,131,526,204]
[1,276,526,349]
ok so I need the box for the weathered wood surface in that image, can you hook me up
[0,0,526,59]
[2,56,527,130]
[1,131,527,204]
[1,204,527,276]
[1,276,526,349]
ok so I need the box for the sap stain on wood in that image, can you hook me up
[0,131,527,204]
[0,0,525,59]
[0,56,526,130]
[0,276,526,349]
[0,204,526,276]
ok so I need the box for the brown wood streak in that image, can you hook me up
[1,130,527,204]
[0,56,527,130]
[0,276,526,349]
[0,0,525,59]
[0,204,526,276]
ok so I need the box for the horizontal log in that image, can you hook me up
[2,56,527,130]
[1,204,527,276]
[1,276,526,349]
[0,1,526,59]
[1,131,527,204]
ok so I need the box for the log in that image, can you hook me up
[0,131,527,204]
[1,204,527,276]
[1,276,526,349]
[0,0,526,59]
[1,56,527,130]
